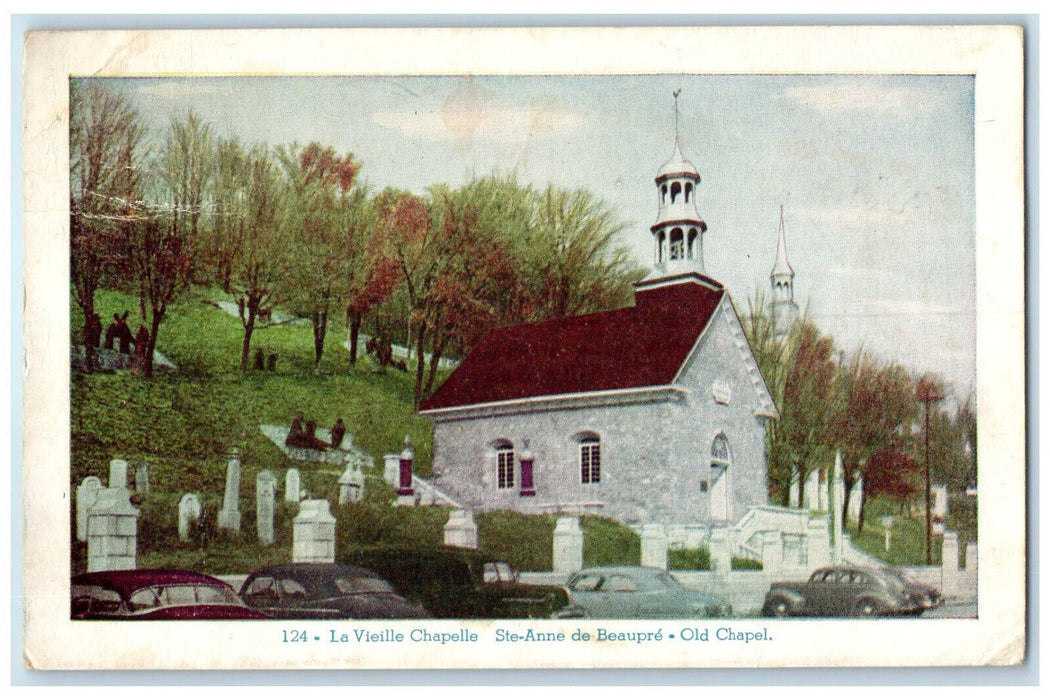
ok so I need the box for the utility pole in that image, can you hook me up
[916,376,944,565]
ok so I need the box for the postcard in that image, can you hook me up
[22,25,1025,670]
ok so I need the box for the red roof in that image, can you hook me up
[420,277,725,412]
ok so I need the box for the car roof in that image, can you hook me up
[247,562,383,580]
[572,566,666,577]
[72,569,233,597]
[349,546,503,565]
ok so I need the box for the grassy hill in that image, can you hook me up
[71,287,642,575]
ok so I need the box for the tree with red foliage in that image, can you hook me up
[861,449,921,526]
[345,190,400,367]
[828,351,918,533]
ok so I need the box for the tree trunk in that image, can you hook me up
[240,296,259,370]
[348,312,362,367]
[144,312,163,379]
[313,309,328,368]
[413,320,428,409]
[856,489,868,536]
[423,333,449,398]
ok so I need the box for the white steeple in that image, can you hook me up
[637,91,710,291]
[770,205,800,336]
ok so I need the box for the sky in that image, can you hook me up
[84,73,976,400]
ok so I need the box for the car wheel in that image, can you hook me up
[852,598,882,617]
[767,596,792,618]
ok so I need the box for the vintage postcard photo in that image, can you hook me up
[21,26,1025,670]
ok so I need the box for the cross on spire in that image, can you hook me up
[673,89,682,144]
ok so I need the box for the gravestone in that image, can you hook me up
[76,476,103,542]
[108,458,129,489]
[87,488,139,572]
[285,468,301,502]
[383,454,400,486]
[847,473,863,522]
[443,510,478,549]
[293,499,336,563]
[396,436,415,506]
[552,516,583,574]
[256,470,276,545]
[178,493,202,542]
[640,523,668,570]
[135,463,150,493]
[803,469,820,510]
[218,449,242,531]
[338,459,365,505]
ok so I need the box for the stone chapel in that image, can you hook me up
[419,127,778,526]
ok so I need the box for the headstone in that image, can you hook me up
[832,451,845,563]
[177,493,202,542]
[76,476,104,542]
[256,470,276,545]
[87,487,139,572]
[134,463,150,493]
[762,530,783,575]
[443,509,478,549]
[552,516,583,574]
[293,499,336,563]
[218,449,242,531]
[803,469,820,510]
[709,529,731,577]
[338,459,365,505]
[396,436,415,506]
[383,454,400,486]
[640,523,668,570]
[108,458,129,489]
[285,468,301,502]
[932,484,949,519]
[847,473,863,522]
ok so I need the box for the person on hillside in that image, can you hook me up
[303,420,328,450]
[104,313,120,350]
[330,418,346,449]
[115,311,134,354]
[286,414,305,448]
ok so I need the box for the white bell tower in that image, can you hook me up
[770,205,800,337]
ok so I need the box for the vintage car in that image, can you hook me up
[556,565,732,619]
[71,569,269,620]
[238,563,428,619]
[762,565,945,618]
[344,546,570,619]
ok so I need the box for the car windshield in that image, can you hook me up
[128,584,239,611]
[334,577,395,595]
[71,583,122,615]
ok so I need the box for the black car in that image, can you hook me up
[344,546,570,619]
[238,563,428,619]
[762,565,944,618]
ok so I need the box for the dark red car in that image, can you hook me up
[72,569,269,620]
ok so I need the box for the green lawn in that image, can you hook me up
[847,494,978,566]
[71,287,642,575]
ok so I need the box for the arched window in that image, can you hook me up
[657,230,666,263]
[577,433,601,484]
[661,184,668,203]
[670,181,682,204]
[687,228,698,259]
[711,433,730,468]
[685,182,693,203]
[493,440,515,489]
[669,228,684,260]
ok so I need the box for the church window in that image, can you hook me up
[579,436,601,484]
[669,228,684,260]
[494,441,515,489]
[711,433,731,468]
[661,184,668,203]
[687,228,698,258]
[670,181,682,203]
[657,230,666,263]
[685,182,693,202]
